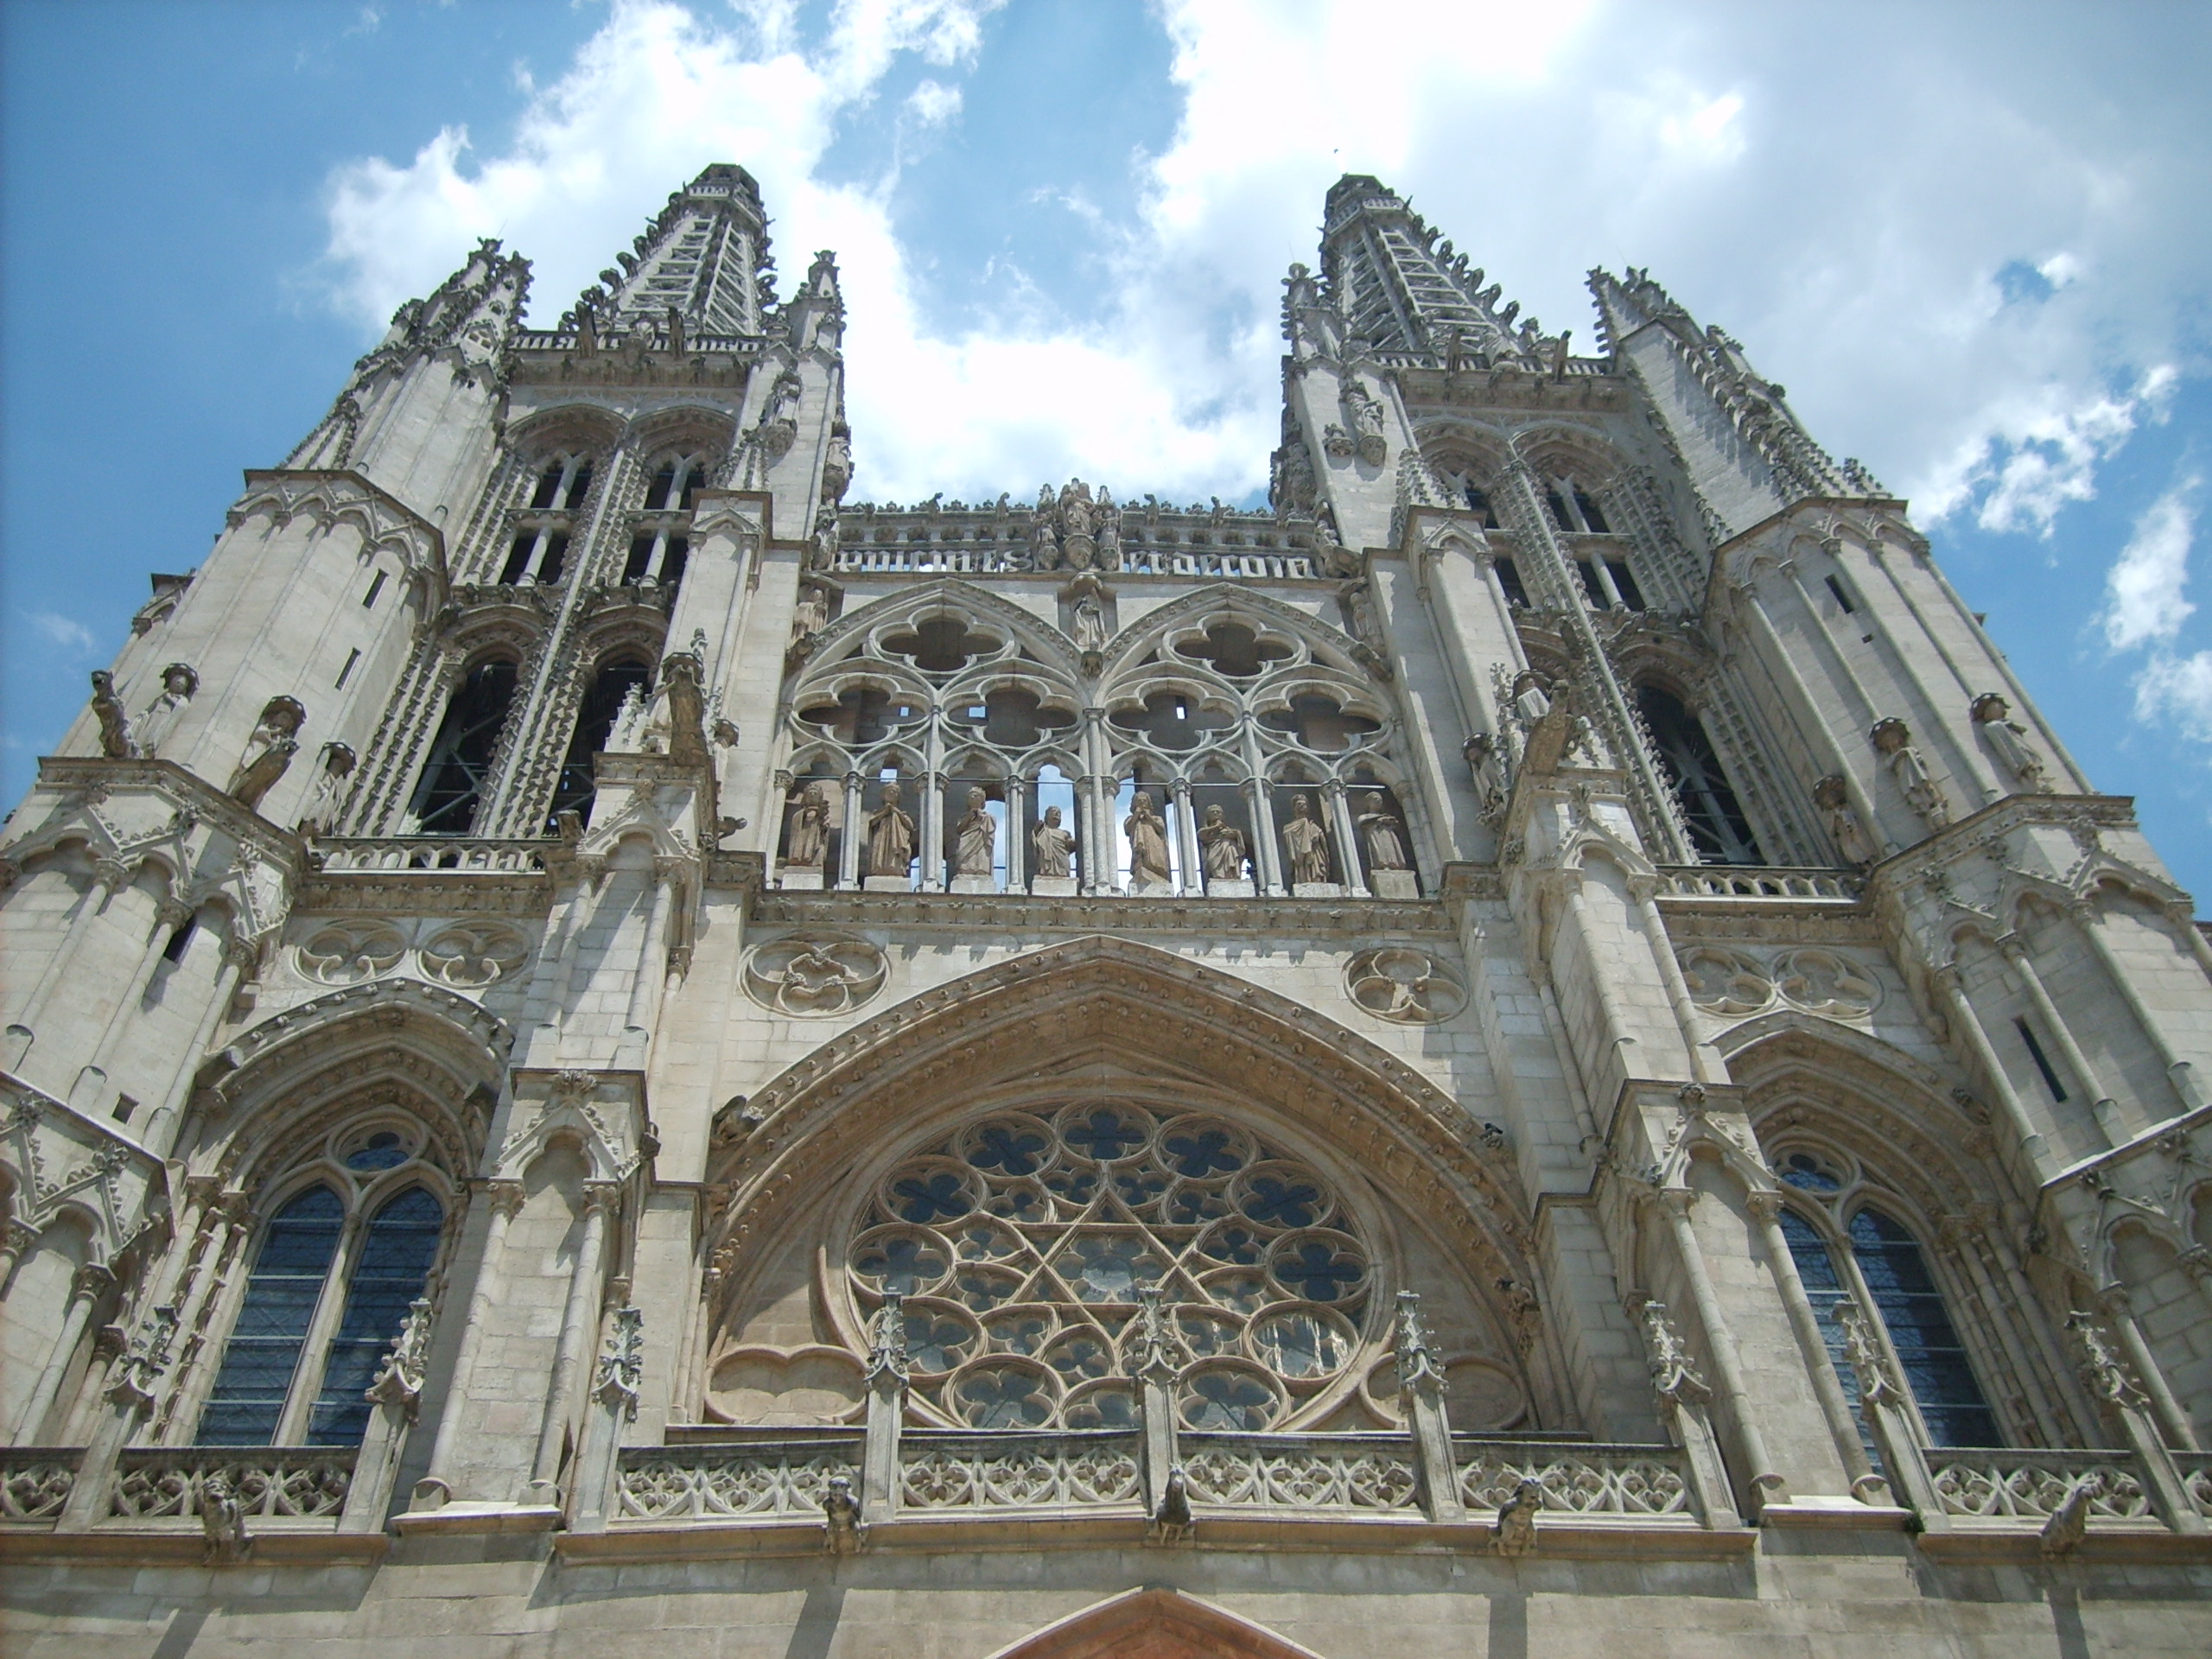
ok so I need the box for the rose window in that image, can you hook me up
[845,1104,1379,1432]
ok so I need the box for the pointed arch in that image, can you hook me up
[1099,583,1370,683]
[982,1588,1333,1659]
[799,578,1083,682]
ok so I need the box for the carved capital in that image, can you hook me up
[71,1262,118,1302]
[1744,1189,1785,1224]
[486,1179,526,1222]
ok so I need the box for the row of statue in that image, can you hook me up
[784,779,1411,887]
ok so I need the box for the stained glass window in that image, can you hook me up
[199,1186,345,1445]
[306,1187,444,1446]
[847,1104,1372,1431]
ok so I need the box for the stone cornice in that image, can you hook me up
[741,887,1458,937]
[1865,792,2139,898]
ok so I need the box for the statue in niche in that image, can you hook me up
[791,582,830,647]
[1199,804,1249,881]
[1071,587,1109,653]
[1812,774,1879,868]
[1357,791,1412,871]
[1124,790,1172,887]
[227,696,305,810]
[952,786,997,876]
[1059,479,1094,537]
[1313,503,1356,577]
[1028,484,1061,570]
[1282,792,1332,886]
[1465,732,1510,821]
[89,671,133,758]
[867,781,916,878]
[1340,377,1387,463]
[135,662,198,758]
[785,782,830,868]
[1972,692,2050,793]
[1033,806,1075,879]
[820,422,853,504]
[1871,718,1950,829]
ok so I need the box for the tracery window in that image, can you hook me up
[1637,684,1764,866]
[845,1104,1379,1432]
[623,451,709,595]
[410,657,518,835]
[501,452,595,585]
[1773,1149,2000,1449]
[198,1125,448,1446]
[549,657,653,827]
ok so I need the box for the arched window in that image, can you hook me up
[626,454,706,594]
[199,1129,448,1446]
[410,658,518,835]
[505,454,594,583]
[1637,685,1764,865]
[1774,1154,1999,1449]
[548,658,652,827]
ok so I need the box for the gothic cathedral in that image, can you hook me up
[3,167,2209,1655]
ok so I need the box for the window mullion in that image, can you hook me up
[272,1211,364,1446]
[1838,1242,1936,1448]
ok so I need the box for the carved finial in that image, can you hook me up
[1626,1293,1710,1408]
[868,1291,910,1385]
[1833,1296,1906,1410]
[592,1305,645,1421]
[2066,1309,2150,1412]
[365,1297,435,1421]
[1395,1289,1446,1396]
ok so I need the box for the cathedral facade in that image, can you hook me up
[3,165,2209,1654]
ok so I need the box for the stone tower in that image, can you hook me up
[3,166,2209,1655]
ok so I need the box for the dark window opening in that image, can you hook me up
[643,462,678,512]
[1607,559,1646,611]
[548,660,652,826]
[307,1186,442,1446]
[114,1094,137,1123]
[410,658,519,836]
[361,571,386,609]
[499,531,536,586]
[162,918,195,963]
[1573,487,1610,533]
[1825,574,1858,614]
[624,534,657,583]
[1637,685,1764,865]
[1461,485,1497,528]
[531,461,565,510]
[561,460,593,509]
[1493,557,1529,607]
[1573,560,1608,607]
[660,536,690,596]
[1848,1208,2000,1447]
[534,531,571,585]
[1778,1207,1875,1461]
[1545,487,1573,530]
[335,648,361,690]
[677,467,702,512]
[2015,1017,2069,1102]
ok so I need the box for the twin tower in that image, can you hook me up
[3,166,2210,1656]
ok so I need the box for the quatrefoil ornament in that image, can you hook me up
[742,931,888,1015]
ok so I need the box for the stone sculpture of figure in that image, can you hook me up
[1198,804,1249,881]
[1033,806,1075,879]
[809,506,841,572]
[227,696,304,810]
[1972,692,2050,793]
[1313,504,1356,577]
[200,1471,250,1565]
[1871,718,1950,829]
[1124,790,1172,887]
[766,369,802,426]
[1096,488,1122,570]
[1281,793,1332,886]
[135,662,198,757]
[785,782,831,868]
[1812,774,1879,868]
[953,786,996,876]
[1071,589,1109,653]
[1341,377,1387,463]
[1058,479,1094,539]
[296,742,356,836]
[1029,484,1061,570]
[820,423,853,504]
[791,582,830,646]
[1465,732,1510,819]
[1357,791,1411,871]
[89,671,133,758]
[867,781,916,878]
[1510,671,1552,730]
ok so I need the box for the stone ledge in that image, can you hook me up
[745,888,1458,936]
[1754,1498,1913,1531]
[391,1502,564,1536]
[0,1525,388,1566]
[1912,1520,2212,1565]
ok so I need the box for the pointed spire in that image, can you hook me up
[582,163,772,341]
[1318,175,1515,356]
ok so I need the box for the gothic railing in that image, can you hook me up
[1177,1432,1420,1515]
[105,1446,356,1526]
[1925,1448,2152,1522]
[1455,1439,1697,1521]
[1652,866,1862,904]
[313,837,550,874]
[0,1448,79,1527]
[899,1431,1144,1514]
[2177,1452,2212,1521]
[616,1433,861,1523]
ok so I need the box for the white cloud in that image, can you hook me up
[2103,478,2198,650]
[311,0,2210,522]
[2134,650,2212,745]
[28,612,96,655]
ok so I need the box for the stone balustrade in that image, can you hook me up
[1924,1448,2152,1522]
[105,1446,355,1526]
[315,838,550,874]
[1653,866,1862,904]
[0,1449,79,1527]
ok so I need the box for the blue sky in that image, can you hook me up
[3,0,2209,893]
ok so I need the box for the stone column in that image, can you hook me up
[1324,782,1370,899]
[1939,1213,2069,1446]
[341,1297,432,1533]
[1171,780,1202,896]
[413,1179,523,1509]
[1747,1192,1885,1500]
[145,943,251,1158]
[1394,1292,1465,1522]
[16,1262,113,1442]
[2000,935,2123,1146]
[1931,965,2052,1175]
[1564,877,1644,1091]
[1244,778,1284,896]
[2073,900,2206,1111]
[861,1293,908,1520]
[2096,1285,2201,1451]
[1004,776,1027,892]
[83,899,195,1088]
[839,771,865,888]
[1132,1288,1179,1524]
[920,772,946,891]
[56,1304,175,1532]
[1630,875,1723,1086]
[527,1183,615,1503]
[569,1304,644,1534]
[1833,1296,1948,1534]
[1657,1190,1786,1514]
[2066,1308,2207,1535]
[1625,1294,1742,1529]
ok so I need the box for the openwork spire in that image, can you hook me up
[570,162,772,340]
[1318,175,1518,357]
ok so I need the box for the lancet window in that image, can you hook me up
[197,1124,450,1447]
[1771,1149,2000,1449]
[1637,684,1764,865]
[409,657,519,836]
[621,451,710,596]
[549,656,653,827]
[500,451,597,586]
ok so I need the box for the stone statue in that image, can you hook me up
[1281,793,1332,886]
[1341,377,1387,463]
[1096,488,1122,570]
[1466,732,1510,820]
[791,582,830,646]
[1198,804,1249,881]
[1124,790,1172,887]
[1058,479,1094,539]
[1510,670,1552,729]
[1812,775,1879,868]
[1071,589,1109,653]
[89,671,133,758]
[1033,806,1075,879]
[785,782,830,868]
[1972,693,2049,793]
[820,423,853,503]
[1029,484,1061,570]
[809,506,841,572]
[1871,718,1950,829]
[135,662,198,757]
[866,781,916,878]
[952,785,996,876]
[1357,791,1411,871]
[296,742,356,836]
[227,696,305,810]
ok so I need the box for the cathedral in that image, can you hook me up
[3,164,2210,1654]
